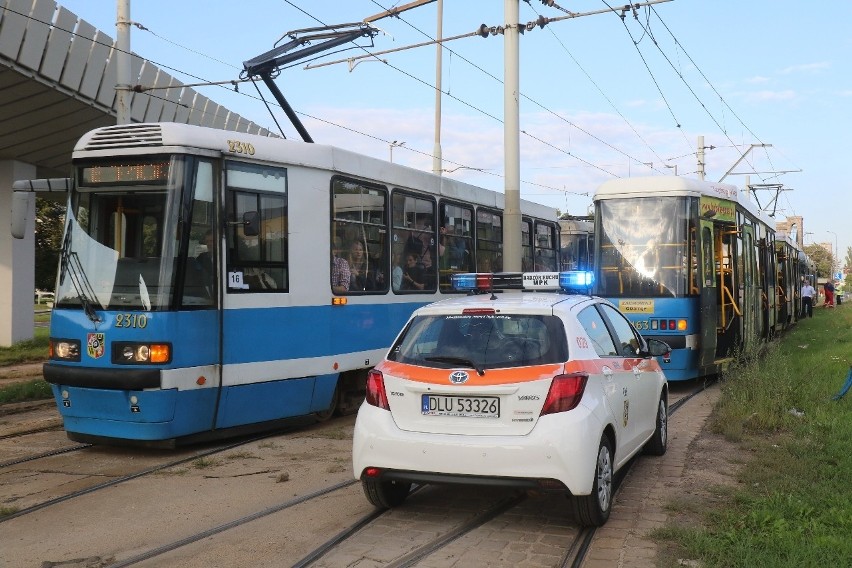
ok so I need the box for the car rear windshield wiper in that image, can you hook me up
[424,356,484,376]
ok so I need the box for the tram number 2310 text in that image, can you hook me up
[227,140,255,155]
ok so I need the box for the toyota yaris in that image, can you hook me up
[352,272,670,526]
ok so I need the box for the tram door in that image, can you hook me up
[741,226,759,350]
[698,220,717,368]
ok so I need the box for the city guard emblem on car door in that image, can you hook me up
[449,370,469,384]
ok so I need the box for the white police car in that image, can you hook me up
[352,272,670,526]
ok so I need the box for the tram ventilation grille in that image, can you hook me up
[85,124,164,150]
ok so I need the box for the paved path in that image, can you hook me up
[583,384,719,568]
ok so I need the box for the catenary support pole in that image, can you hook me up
[116,0,131,124]
[503,0,521,272]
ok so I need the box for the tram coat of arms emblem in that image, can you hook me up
[87,332,105,359]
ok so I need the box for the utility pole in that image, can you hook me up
[697,136,705,181]
[501,1,672,270]
[503,0,521,271]
[432,0,443,175]
[116,0,131,125]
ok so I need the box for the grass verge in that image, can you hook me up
[0,327,49,365]
[0,378,53,404]
[657,305,852,566]
[0,328,51,404]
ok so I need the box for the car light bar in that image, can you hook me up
[451,271,594,294]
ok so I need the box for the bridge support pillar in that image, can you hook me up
[0,160,37,347]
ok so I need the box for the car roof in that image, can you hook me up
[413,291,598,317]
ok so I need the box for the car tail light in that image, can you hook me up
[365,369,390,410]
[540,372,588,415]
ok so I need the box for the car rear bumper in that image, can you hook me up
[352,402,606,496]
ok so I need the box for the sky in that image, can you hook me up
[55,0,851,269]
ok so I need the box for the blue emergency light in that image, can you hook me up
[451,271,594,294]
[559,270,594,291]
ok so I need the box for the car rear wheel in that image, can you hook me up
[644,394,668,456]
[574,435,613,526]
[362,478,412,509]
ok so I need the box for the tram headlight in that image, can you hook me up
[114,342,171,364]
[50,338,80,361]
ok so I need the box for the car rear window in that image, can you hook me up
[388,313,568,369]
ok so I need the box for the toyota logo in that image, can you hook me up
[449,370,469,384]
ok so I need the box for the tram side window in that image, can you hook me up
[534,221,558,271]
[391,192,436,293]
[181,159,216,307]
[522,219,533,271]
[225,162,288,293]
[438,202,474,291]
[476,209,502,272]
[332,178,389,294]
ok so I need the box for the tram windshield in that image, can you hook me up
[55,156,212,312]
[596,196,695,298]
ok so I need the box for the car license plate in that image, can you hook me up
[421,394,500,418]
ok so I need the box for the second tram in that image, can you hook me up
[593,176,810,381]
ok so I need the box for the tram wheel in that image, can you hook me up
[313,385,339,422]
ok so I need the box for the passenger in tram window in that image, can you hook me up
[401,253,426,290]
[197,230,214,270]
[405,221,435,270]
[347,240,376,291]
[391,250,404,292]
[331,239,351,294]
[440,225,468,270]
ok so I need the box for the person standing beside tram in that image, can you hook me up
[801,278,816,318]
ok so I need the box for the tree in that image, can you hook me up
[34,197,65,292]
[804,243,833,278]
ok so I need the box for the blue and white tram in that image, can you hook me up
[559,215,594,272]
[40,122,560,446]
[592,176,779,381]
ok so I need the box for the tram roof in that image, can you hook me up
[73,122,557,221]
[593,175,772,227]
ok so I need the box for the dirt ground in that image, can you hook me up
[1,364,747,567]
[0,362,44,386]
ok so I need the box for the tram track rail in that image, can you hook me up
[105,479,359,568]
[4,380,715,566]
[106,380,712,568]
[0,433,280,524]
[0,443,92,468]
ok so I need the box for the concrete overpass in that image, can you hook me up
[0,0,274,346]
